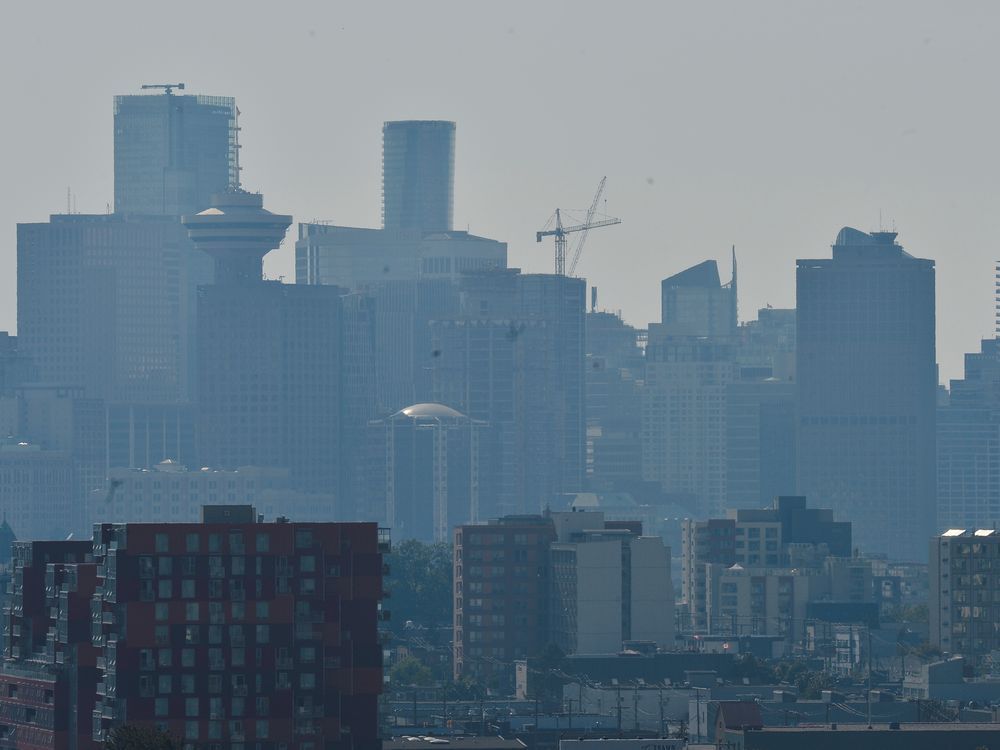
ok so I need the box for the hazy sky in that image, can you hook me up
[2,1,998,382]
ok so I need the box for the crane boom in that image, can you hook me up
[141,82,186,95]
[536,177,621,276]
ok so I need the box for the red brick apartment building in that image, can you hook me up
[1,507,388,750]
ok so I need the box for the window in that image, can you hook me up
[299,672,316,689]
[256,720,269,739]
[139,557,155,578]
[155,697,168,717]
[182,648,195,667]
[186,533,200,553]
[210,696,224,719]
[256,625,269,643]
[256,533,270,552]
[301,578,316,595]
[209,626,222,644]
[209,579,223,599]
[230,532,245,554]
[185,603,199,622]
[256,697,270,715]
[209,648,224,670]
[300,556,316,573]
[155,534,169,553]
[208,675,223,694]
[232,648,245,666]
[185,626,199,645]
[182,675,195,694]
[155,602,169,621]
[185,722,198,741]
[158,580,172,599]
[186,698,199,718]
[232,556,245,575]
[182,556,197,575]
[182,579,196,599]
[208,534,221,552]
[155,625,169,645]
[299,646,316,663]
[158,649,172,668]
[255,602,269,618]
[232,603,245,620]
[140,675,155,697]
[158,674,172,694]
[140,649,155,670]
[232,697,245,717]
[158,557,173,576]
[295,530,312,549]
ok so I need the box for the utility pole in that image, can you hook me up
[867,626,873,729]
[633,683,639,730]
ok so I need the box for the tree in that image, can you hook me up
[106,725,180,750]
[390,655,435,686]
[387,540,452,632]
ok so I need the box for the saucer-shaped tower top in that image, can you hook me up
[182,190,292,283]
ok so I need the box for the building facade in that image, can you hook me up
[796,228,936,561]
[381,121,455,233]
[90,508,386,750]
[114,91,238,217]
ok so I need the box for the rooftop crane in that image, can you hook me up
[536,177,621,276]
[141,82,186,95]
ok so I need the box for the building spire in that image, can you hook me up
[731,245,738,328]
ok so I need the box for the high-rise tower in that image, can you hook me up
[796,228,936,561]
[114,91,238,216]
[381,120,455,232]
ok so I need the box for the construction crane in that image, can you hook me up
[141,82,186,95]
[536,177,621,276]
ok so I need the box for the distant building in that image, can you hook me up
[114,91,238,216]
[105,401,198,470]
[642,337,736,517]
[430,270,587,513]
[930,528,1000,662]
[659,257,737,338]
[937,337,1000,531]
[797,228,936,561]
[367,402,494,542]
[17,213,210,403]
[96,461,336,526]
[0,333,36,396]
[453,516,557,685]
[548,511,674,655]
[681,496,853,632]
[0,441,79,541]
[185,191,343,495]
[725,376,797,510]
[382,120,455,233]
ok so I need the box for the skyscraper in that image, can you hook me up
[660,258,737,338]
[185,192,343,495]
[937,338,1000,530]
[797,228,936,561]
[381,120,455,232]
[114,91,238,216]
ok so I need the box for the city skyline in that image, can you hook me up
[3,2,1000,383]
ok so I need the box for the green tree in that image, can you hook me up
[390,655,435,686]
[387,540,452,632]
[106,725,180,750]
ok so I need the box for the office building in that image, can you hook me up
[17,214,209,403]
[0,333,36,396]
[185,191,343,495]
[659,257,737,339]
[114,91,238,217]
[381,120,455,233]
[430,270,586,513]
[105,402,198,470]
[0,441,79,541]
[367,403,493,543]
[725,376,797,510]
[642,337,737,517]
[797,228,936,561]
[453,516,556,685]
[937,337,1000,531]
[930,528,1000,662]
[548,511,673,655]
